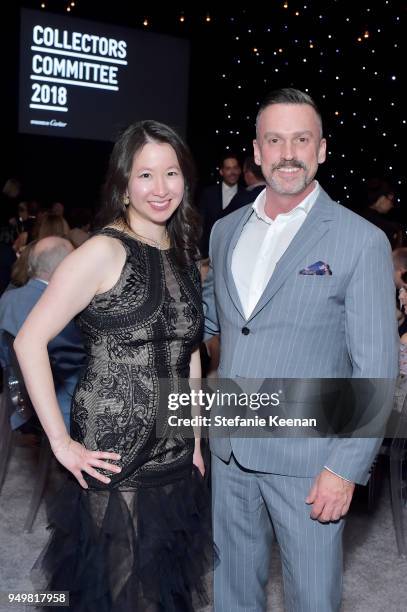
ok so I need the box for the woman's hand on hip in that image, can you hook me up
[52,437,122,489]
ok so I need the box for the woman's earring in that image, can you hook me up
[123,194,130,208]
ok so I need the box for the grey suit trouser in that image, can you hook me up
[212,454,344,612]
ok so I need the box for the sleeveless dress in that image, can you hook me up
[32,228,214,611]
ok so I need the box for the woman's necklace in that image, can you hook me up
[119,221,170,250]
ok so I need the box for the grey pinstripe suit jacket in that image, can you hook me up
[202,187,399,484]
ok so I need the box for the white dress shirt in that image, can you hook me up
[222,182,238,209]
[232,181,320,319]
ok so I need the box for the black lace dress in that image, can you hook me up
[32,228,214,611]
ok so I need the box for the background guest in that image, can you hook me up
[32,211,69,241]
[67,208,92,248]
[198,154,244,259]
[0,236,86,430]
[360,177,402,248]
[221,155,266,217]
[0,177,22,244]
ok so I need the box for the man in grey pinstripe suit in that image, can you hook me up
[202,88,398,611]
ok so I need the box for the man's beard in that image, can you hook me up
[267,160,312,195]
[225,176,239,185]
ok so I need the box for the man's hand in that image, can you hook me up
[305,468,355,523]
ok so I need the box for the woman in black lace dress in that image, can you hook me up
[14,121,214,611]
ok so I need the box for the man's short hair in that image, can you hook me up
[367,177,395,206]
[256,87,323,137]
[28,238,72,279]
[219,153,241,168]
[243,156,265,181]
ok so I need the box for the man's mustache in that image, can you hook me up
[272,160,306,170]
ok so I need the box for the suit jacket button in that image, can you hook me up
[241,327,250,335]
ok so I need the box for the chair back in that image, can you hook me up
[1,331,34,492]
[1,331,34,425]
[0,332,54,531]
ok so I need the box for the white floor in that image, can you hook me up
[1,442,407,612]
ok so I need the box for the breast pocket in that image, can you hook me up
[294,275,339,304]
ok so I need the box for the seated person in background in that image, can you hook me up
[360,177,402,249]
[67,207,92,248]
[6,240,38,290]
[393,248,407,333]
[392,248,407,411]
[0,236,86,429]
[221,155,267,217]
[12,200,38,253]
[31,211,69,241]
[396,284,407,412]
[0,177,22,244]
[50,201,70,236]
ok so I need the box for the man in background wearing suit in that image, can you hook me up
[221,155,267,217]
[203,88,398,611]
[0,236,85,430]
[198,154,244,259]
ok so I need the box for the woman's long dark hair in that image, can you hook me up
[96,120,201,265]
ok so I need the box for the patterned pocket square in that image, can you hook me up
[299,261,332,275]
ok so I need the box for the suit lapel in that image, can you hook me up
[223,206,254,319]
[247,191,335,322]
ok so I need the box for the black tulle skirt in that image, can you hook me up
[32,467,214,611]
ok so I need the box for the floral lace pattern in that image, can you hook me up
[71,227,203,489]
